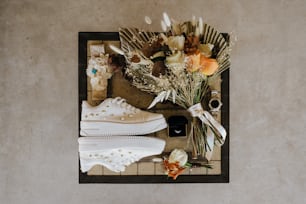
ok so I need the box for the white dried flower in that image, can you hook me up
[144,16,152,25]
[163,12,171,27]
[161,20,167,32]
[192,15,196,26]
[169,149,188,167]
[166,36,185,51]
[109,44,124,55]
[198,17,203,35]
[166,51,184,65]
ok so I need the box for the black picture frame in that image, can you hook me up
[78,32,229,183]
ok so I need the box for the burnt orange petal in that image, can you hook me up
[172,168,186,180]
[199,55,219,76]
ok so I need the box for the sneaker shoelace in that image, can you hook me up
[111,97,139,112]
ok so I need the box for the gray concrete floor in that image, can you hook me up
[1,0,306,203]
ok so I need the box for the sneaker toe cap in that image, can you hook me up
[143,112,164,121]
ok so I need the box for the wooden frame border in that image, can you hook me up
[78,32,229,183]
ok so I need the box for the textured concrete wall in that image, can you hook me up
[1,0,306,203]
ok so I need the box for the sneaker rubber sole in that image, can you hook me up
[78,136,166,172]
[80,117,167,136]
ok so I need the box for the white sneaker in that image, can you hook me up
[78,136,165,172]
[80,97,167,136]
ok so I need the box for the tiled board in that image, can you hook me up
[79,33,229,182]
[88,161,221,176]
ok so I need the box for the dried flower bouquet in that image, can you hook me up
[116,13,231,160]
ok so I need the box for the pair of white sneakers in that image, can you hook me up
[78,97,167,173]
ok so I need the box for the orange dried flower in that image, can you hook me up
[186,53,219,76]
[163,159,186,180]
[199,55,219,76]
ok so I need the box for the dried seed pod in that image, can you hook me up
[152,61,167,77]
[130,55,141,63]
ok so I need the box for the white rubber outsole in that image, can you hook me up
[78,136,166,151]
[78,136,166,172]
[80,118,167,136]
